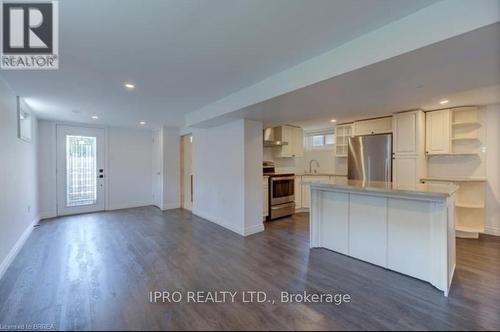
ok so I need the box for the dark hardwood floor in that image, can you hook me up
[0,207,499,330]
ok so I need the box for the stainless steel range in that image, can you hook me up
[263,161,295,220]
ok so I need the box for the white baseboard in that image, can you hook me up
[484,225,500,236]
[0,216,39,280]
[162,202,181,210]
[243,223,265,236]
[40,212,56,220]
[192,209,264,237]
[192,209,244,236]
[106,201,152,211]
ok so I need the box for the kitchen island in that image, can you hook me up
[307,178,458,296]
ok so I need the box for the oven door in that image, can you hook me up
[270,176,294,205]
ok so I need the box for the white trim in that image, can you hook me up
[243,223,265,236]
[106,202,152,211]
[484,225,500,236]
[182,202,192,211]
[162,202,181,210]
[192,210,244,235]
[0,216,39,280]
[40,212,57,220]
[192,209,264,237]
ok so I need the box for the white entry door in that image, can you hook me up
[56,125,105,216]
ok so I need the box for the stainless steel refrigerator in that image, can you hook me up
[347,134,392,182]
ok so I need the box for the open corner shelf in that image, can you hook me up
[452,121,481,127]
[456,225,483,234]
[427,153,479,157]
[451,137,480,141]
[456,203,485,209]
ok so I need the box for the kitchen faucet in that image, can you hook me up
[308,159,320,174]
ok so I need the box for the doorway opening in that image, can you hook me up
[180,134,192,210]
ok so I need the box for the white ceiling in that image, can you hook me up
[216,22,500,131]
[0,0,439,128]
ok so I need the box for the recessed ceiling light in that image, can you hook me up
[439,99,449,105]
[91,115,98,120]
[124,82,135,89]
[139,121,146,125]
[330,119,337,123]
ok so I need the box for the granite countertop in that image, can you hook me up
[303,178,458,199]
[420,176,487,182]
[295,173,347,177]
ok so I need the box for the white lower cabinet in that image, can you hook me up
[319,191,349,254]
[294,176,302,209]
[310,186,456,296]
[348,194,388,266]
[263,177,269,219]
[387,198,432,282]
[393,156,417,186]
[302,184,310,208]
[301,176,330,208]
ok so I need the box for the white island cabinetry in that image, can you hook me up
[308,179,457,296]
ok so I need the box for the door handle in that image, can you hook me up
[98,175,104,178]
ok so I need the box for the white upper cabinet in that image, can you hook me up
[276,125,303,158]
[276,125,292,157]
[291,126,304,157]
[426,110,451,155]
[335,123,353,157]
[393,110,425,156]
[353,117,392,136]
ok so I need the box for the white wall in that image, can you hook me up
[485,104,500,235]
[192,119,263,236]
[106,127,153,210]
[0,79,39,277]
[263,146,338,175]
[38,122,155,214]
[38,120,57,218]
[297,149,336,174]
[244,120,264,233]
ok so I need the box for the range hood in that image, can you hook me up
[263,127,289,147]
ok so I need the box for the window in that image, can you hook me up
[306,131,335,150]
[312,135,324,147]
[325,134,335,145]
[66,135,97,207]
